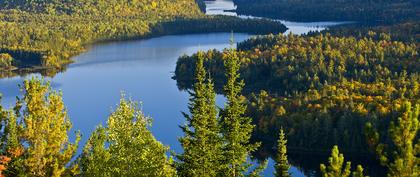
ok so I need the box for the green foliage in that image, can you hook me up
[176,33,418,95]
[0,78,79,177]
[321,22,420,44]
[320,146,352,177]
[79,126,110,176]
[248,160,268,177]
[0,0,202,70]
[153,16,287,36]
[367,101,419,177]
[274,128,290,177]
[353,165,368,177]
[177,51,224,176]
[220,43,260,176]
[80,96,175,177]
[175,33,419,156]
[0,0,285,77]
[320,146,369,177]
[233,0,419,23]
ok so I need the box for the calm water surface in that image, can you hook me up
[204,0,350,34]
[0,1,350,176]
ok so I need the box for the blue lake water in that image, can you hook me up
[0,0,351,176]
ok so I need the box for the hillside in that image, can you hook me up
[0,0,201,17]
[0,0,286,77]
[233,0,419,23]
[174,32,419,158]
[0,0,202,70]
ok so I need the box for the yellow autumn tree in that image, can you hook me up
[3,78,80,177]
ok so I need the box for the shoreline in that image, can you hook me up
[0,16,287,78]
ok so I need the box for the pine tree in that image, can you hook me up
[370,102,419,177]
[80,97,176,177]
[177,51,224,176]
[320,146,368,177]
[220,36,259,176]
[320,146,352,177]
[274,128,290,177]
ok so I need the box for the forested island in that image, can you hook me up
[0,0,286,78]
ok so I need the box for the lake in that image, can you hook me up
[0,0,350,176]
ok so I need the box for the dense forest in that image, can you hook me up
[318,22,420,46]
[0,0,286,77]
[0,51,417,176]
[0,0,418,176]
[0,0,201,67]
[233,0,419,23]
[174,32,419,175]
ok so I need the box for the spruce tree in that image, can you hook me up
[368,102,419,177]
[177,51,224,176]
[80,97,176,177]
[274,128,290,177]
[220,37,259,176]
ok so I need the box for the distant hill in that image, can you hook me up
[233,0,419,23]
[0,0,202,17]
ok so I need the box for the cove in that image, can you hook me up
[0,0,350,176]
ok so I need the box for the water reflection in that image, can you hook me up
[0,32,250,154]
[0,1,362,177]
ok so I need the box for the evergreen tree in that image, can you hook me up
[320,146,352,177]
[274,128,290,177]
[320,146,368,177]
[0,101,14,177]
[177,51,224,176]
[248,160,268,177]
[80,97,176,177]
[4,111,19,153]
[369,102,419,177]
[220,36,259,176]
[352,165,367,177]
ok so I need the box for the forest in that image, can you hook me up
[174,32,419,175]
[233,0,419,23]
[317,22,419,46]
[0,48,417,176]
[0,0,285,76]
[0,0,418,176]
